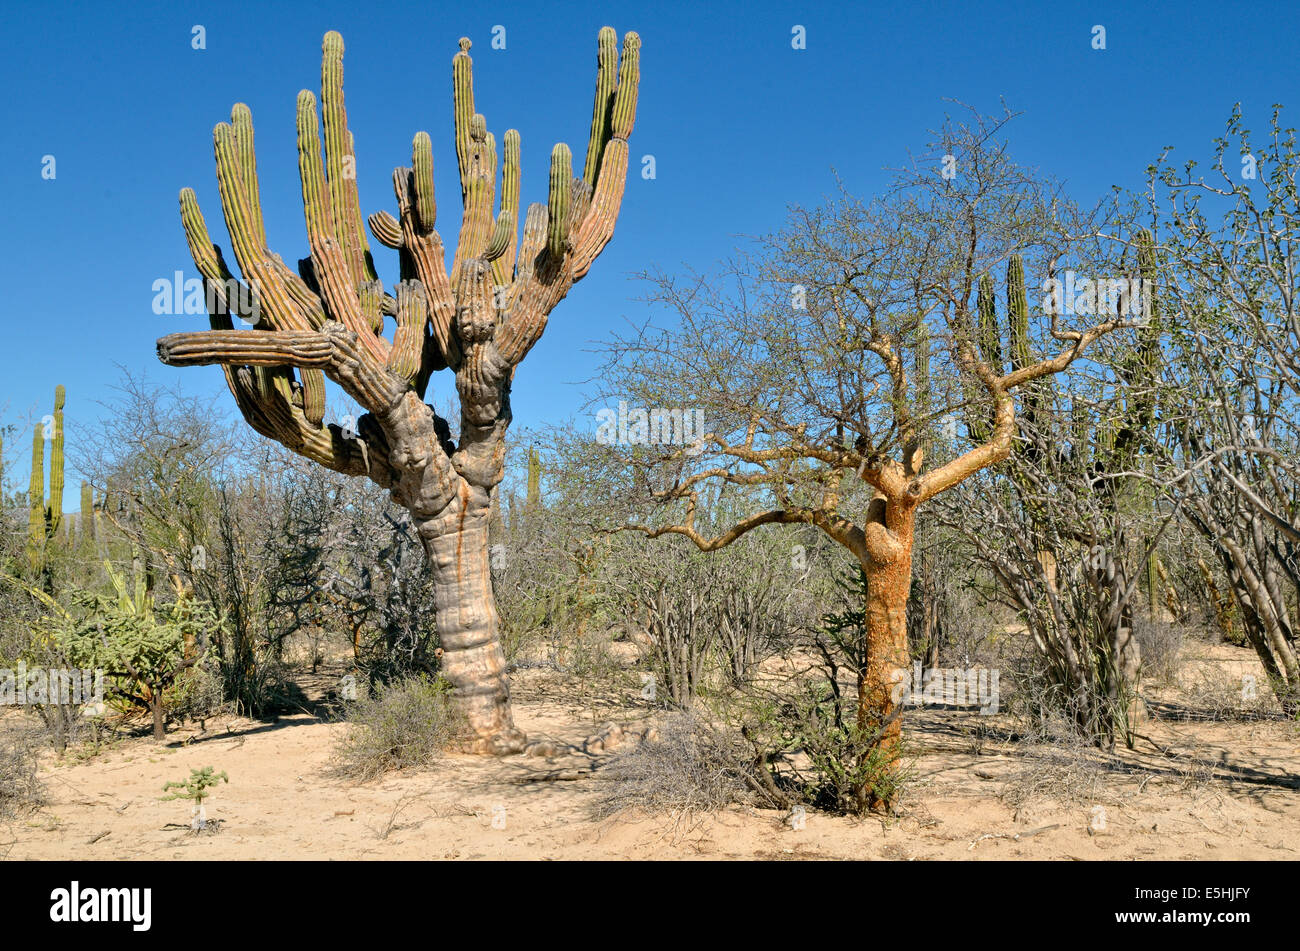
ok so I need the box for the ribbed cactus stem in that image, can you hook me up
[1134,228,1162,378]
[412,131,437,232]
[230,103,267,246]
[976,272,1002,372]
[1007,255,1030,371]
[28,424,44,573]
[484,211,513,262]
[48,384,65,537]
[547,143,572,258]
[368,209,403,249]
[527,447,541,507]
[583,27,619,186]
[321,30,373,284]
[610,33,641,140]
[492,128,521,285]
[388,281,428,384]
[81,480,95,541]
[914,324,931,413]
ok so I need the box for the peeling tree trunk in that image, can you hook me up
[857,495,917,809]
[419,485,524,754]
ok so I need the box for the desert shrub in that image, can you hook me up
[738,566,911,815]
[735,683,910,816]
[1001,717,1128,807]
[1180,664,1276,721]
[1134,615,1186,685]
[0,730,44,818]
[172,653,227,727]
[333,676,465,780]
[595,712,755,819]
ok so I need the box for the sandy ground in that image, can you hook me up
[3,644,1298,861]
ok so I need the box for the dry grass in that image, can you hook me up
[332,676,465,782]
[594,712,753,820]
[0,728,44,819]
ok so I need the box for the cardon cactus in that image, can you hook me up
[27,385,67,576]
[155,28,641,753]
[49,385,65,537]
[80,480,95,542]
[27,424,44,574]
[527,446,542,507]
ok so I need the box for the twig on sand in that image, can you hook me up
[511,766,604,784]
[968,823,1060,851]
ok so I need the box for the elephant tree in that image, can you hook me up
[942,239,1164,748]
[595,108,1136,808]
[155,28,641,752]
[1147,107,1300,713]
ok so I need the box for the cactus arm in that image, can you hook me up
[527,446,541,505]
[491,129,521,285]
[388,281,427,385]
[295,91,382,358]
[213,122,312,335]
[581,27,619,188]
[963,272,999,443]
[49,385,65,537]
[546,143,573,259]
[451,40,497,281]
[412,131,437,234]
[570,31,639,280]
[368,209,404,249]
[494,30,640,367]
[321,32,375,287]
[392,163,459,373]
[158,328,402,411]
[27,425,44,574]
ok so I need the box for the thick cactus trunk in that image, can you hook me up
[418,486,523,754]
[158,26,639,759]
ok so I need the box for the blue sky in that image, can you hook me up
[2,0,1297,499]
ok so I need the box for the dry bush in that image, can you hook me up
[0,729,44,819]
[332,676,465,781]
[1001,716,1130,807]
[594,713,755,819]
[1134,615,1187,685]
[1180,665,1276,721]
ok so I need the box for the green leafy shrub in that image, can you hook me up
[162,765,228,831]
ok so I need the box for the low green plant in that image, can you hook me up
[162,765,228,831]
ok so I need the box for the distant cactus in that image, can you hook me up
[25,385,69,579]
[80,480,95,542]
[49,385,65,537]
[27,425,44,575]
[527,446,542,507]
